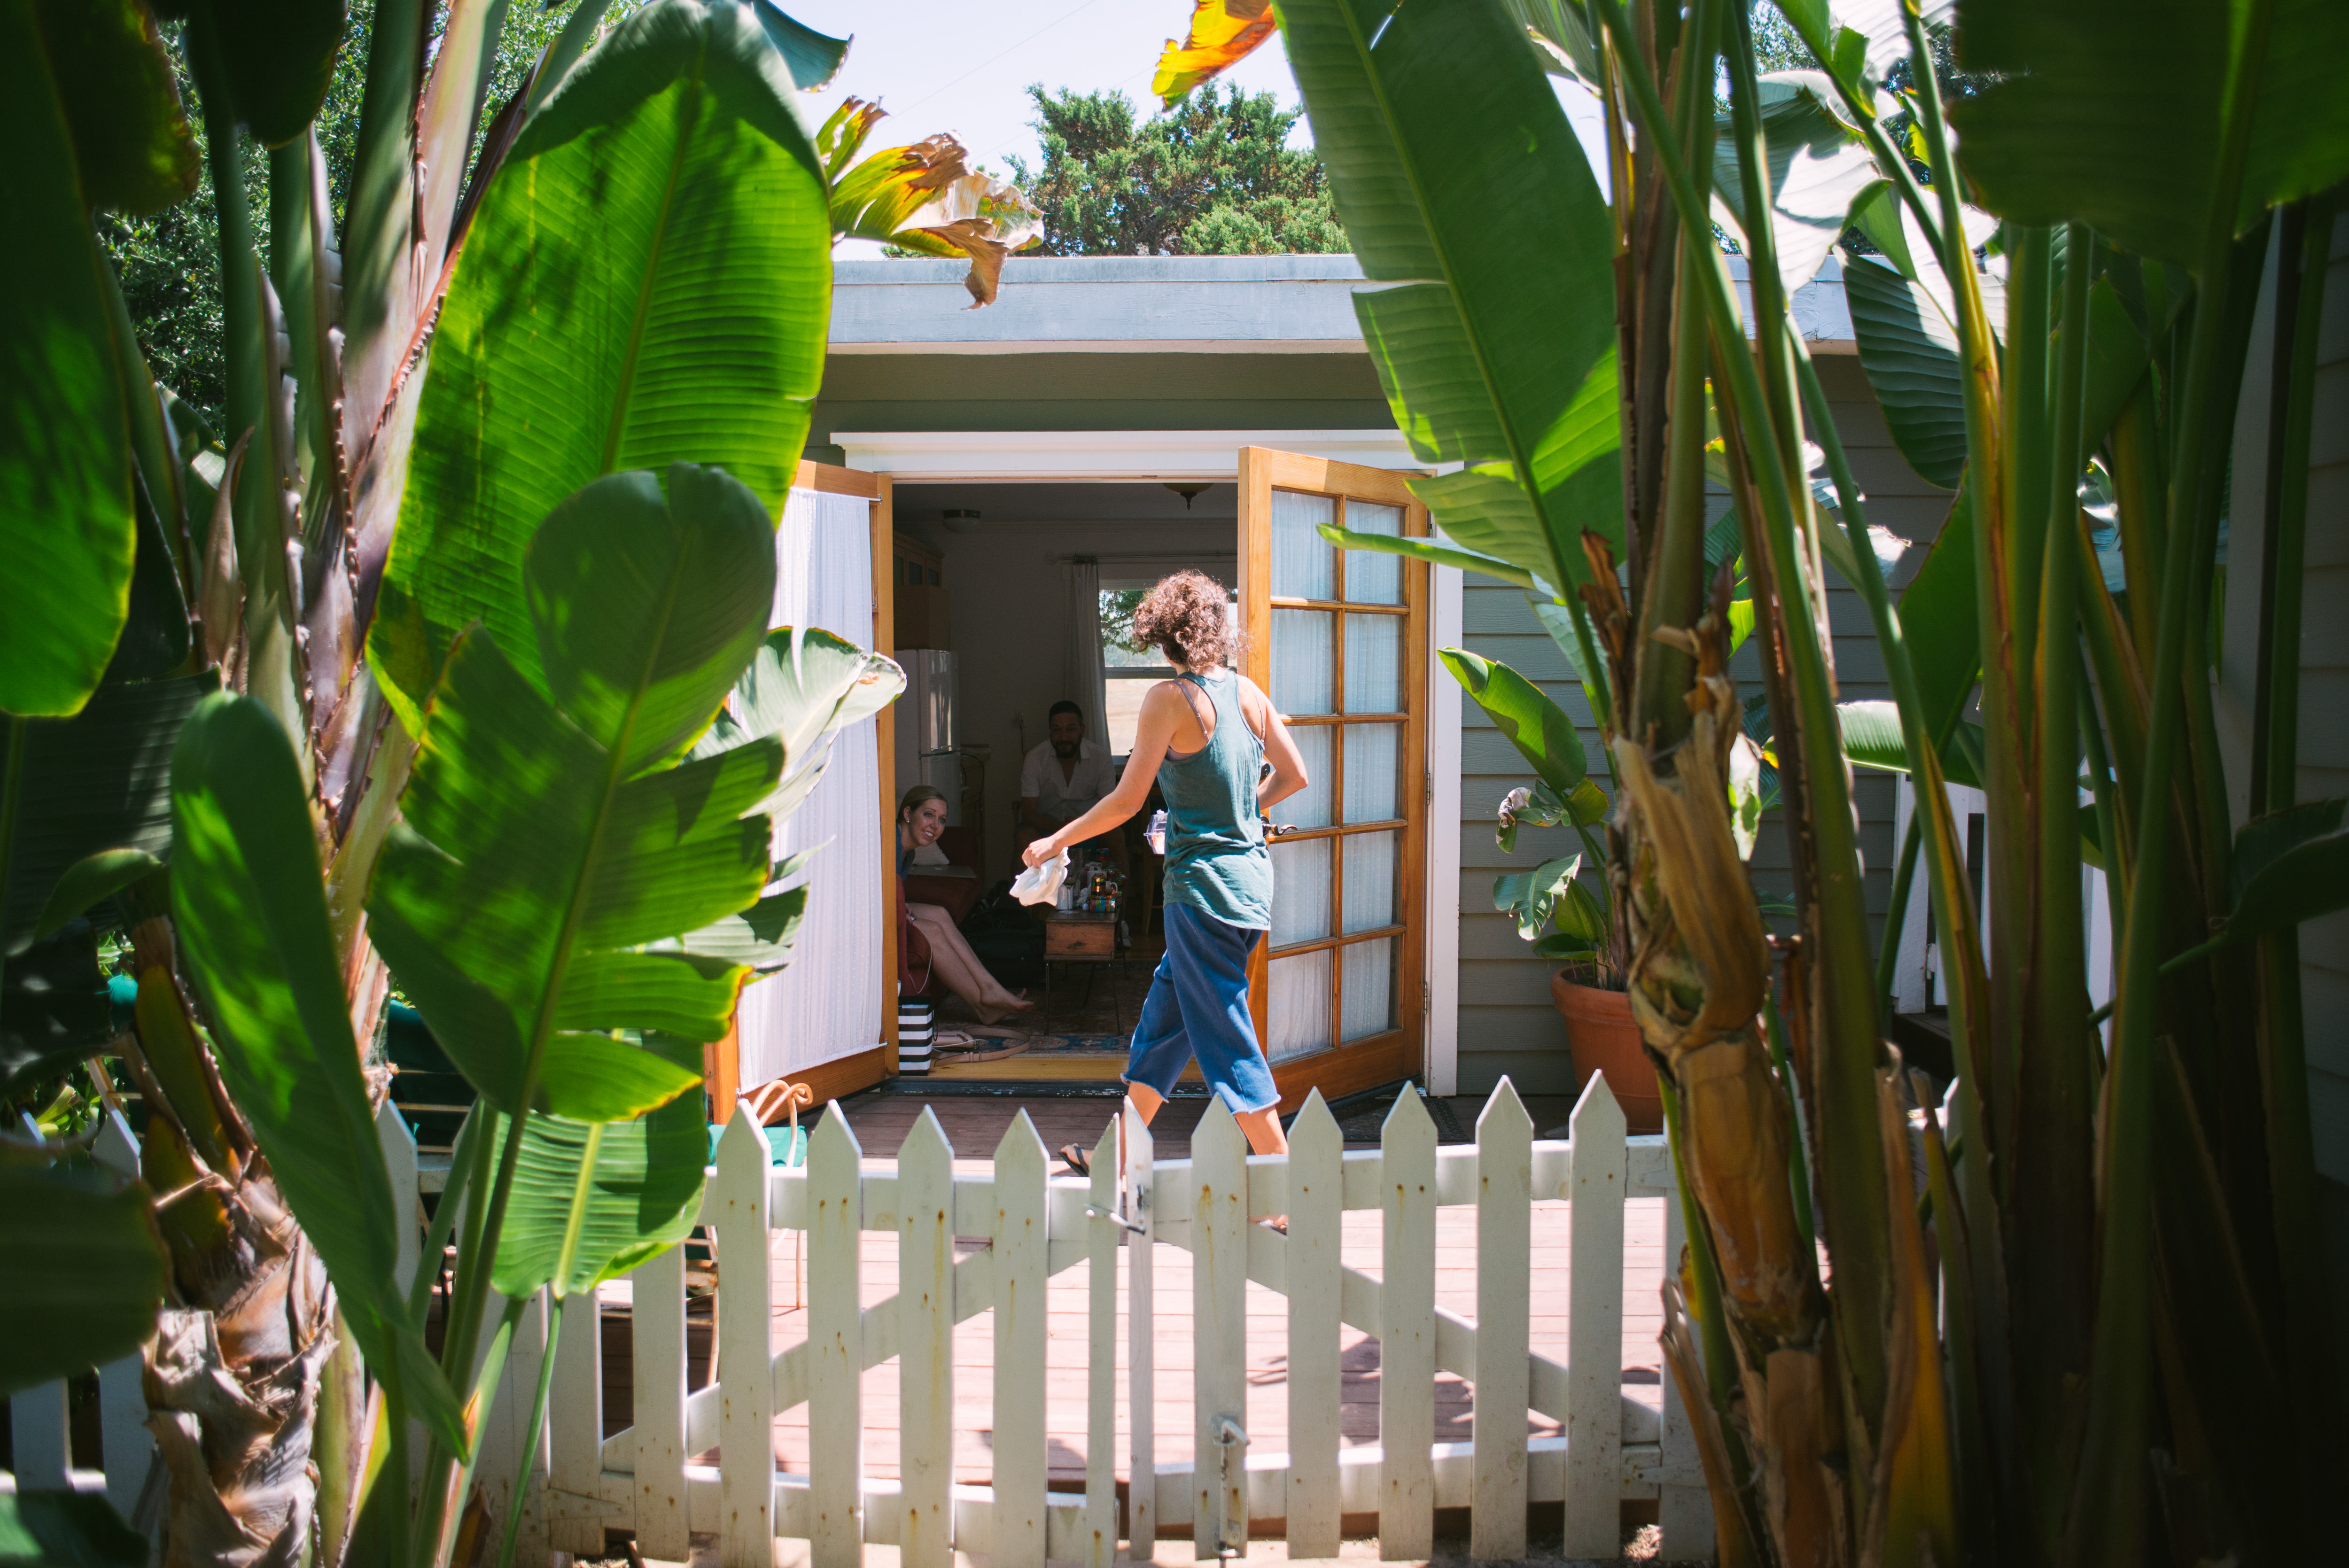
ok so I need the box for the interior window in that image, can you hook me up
[1099,582,1237,757]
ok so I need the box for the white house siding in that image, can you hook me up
[1452,354,1956,1098]
[2216,211,2349,1348]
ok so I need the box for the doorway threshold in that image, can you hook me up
[875,1077,1213,1100]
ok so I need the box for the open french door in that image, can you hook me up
[1237,447,1431,1110]
[709,458,897,1120]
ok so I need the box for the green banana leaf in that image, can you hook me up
[0,922,113,1096]
[1496,779,1609,854]
[745,0,848,90]
[1317,520,1541,593]
[1711,72,1882,296]
[371,0,831,731]
[367,465,778,1128]
[28,0,198,217]
[489,1033,708,1300]
[2217,800,2349,946]
[0,672,214,952]
[33,848,161,941]
[0,1162,167,1397]
[1279,0,1620,594]
[1839,251,1971,489]
[202,0,347,147]
[696,626,907,780]
[1837,699,1985,791]
[168,692,465,1452]
[1950,0,2349,268]
[0,1491,148,1568]
[1441,648,1589,796]
[1897,481,1982,745]
[0,0,137,718]
[1496,853,1595,944]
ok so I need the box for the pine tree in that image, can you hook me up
[1005,82,1347,257]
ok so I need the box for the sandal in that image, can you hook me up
[933,1032,1032,1064]
[1059,1144,1091,1178]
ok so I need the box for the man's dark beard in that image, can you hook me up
[1052,739,1079,758]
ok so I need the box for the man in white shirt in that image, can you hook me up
[1019,701,1121,866]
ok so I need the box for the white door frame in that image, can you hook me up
[834,429,1462,1094]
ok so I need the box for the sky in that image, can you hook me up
[782,0,1612,258]
[786,0,1306,258]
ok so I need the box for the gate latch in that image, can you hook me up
[1212,1416,1250,1558]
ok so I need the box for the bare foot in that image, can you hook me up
[976,993,1035,1025]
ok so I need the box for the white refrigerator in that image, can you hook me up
[894,649,961,823]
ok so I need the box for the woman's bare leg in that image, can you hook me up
[1124,1081,1288,1157]
[1235,1105,1288,1157]
[920,936,1020,1024]
[907,903,1034,1022]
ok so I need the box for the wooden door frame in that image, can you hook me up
[1237,446,1431,1110]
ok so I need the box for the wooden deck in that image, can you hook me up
[598,1094,1672,1490]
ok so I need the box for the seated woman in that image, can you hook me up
[899,785,1034,1025]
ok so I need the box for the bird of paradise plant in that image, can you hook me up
[1156,2,2349,1564]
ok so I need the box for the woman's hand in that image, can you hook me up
[1023,835,1063,870]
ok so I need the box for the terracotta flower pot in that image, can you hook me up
[1549,969,1663,1134]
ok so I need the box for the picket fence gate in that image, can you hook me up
[8,1078,1715,1565]
[537,1074,1712,1565]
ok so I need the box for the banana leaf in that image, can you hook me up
[0,673,214,952]
[372,0,832,731]
[367,466,779,1127]
[488,1033,708,1300]
[1278,0,1620,594]
[28,0,198,216]
[1441,648,1589,796]
[0,1491,148,1568]
[0,1162,167,1397]
[0,922,112,1096]
[1711,72,1882,296]
[1951,0,2349,268]
[169,692,465,1451]
[0,0,138,718]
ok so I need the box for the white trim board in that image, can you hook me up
[829,429,1425,481]
[1426,560,1465,1096]
[829,339,1365,356]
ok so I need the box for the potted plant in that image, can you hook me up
[1441,650,1665,1130]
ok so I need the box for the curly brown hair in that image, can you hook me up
[1130,571,1237,668]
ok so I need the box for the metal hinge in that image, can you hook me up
[1424,769,1434,807]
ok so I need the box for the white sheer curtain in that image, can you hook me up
[735,486,883,1089]
[1064,558,1108,745]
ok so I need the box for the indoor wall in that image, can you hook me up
[893,480,1237,886]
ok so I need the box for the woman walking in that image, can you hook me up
[1021,571,1309,1158]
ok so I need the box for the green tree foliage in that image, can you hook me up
[1005,81,1346,257]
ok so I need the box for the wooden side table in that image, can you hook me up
[1043,911,1123,1031]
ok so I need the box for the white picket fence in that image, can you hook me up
[9,1079,1714,1565]
[537,1075,1713,1565]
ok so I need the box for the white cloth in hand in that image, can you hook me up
[1011,848,1070,908]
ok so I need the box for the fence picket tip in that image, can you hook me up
[1476,1074,1534,1138]
[1569,1067,1629,1141]
[1379,1080,1436,1140]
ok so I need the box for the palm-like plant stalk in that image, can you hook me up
[1161,0,2349,1560]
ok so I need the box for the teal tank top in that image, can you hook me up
[1158,669,1272,930]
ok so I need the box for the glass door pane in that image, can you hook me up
[1240,450,1427,1098]
[1270,491,1335,599]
